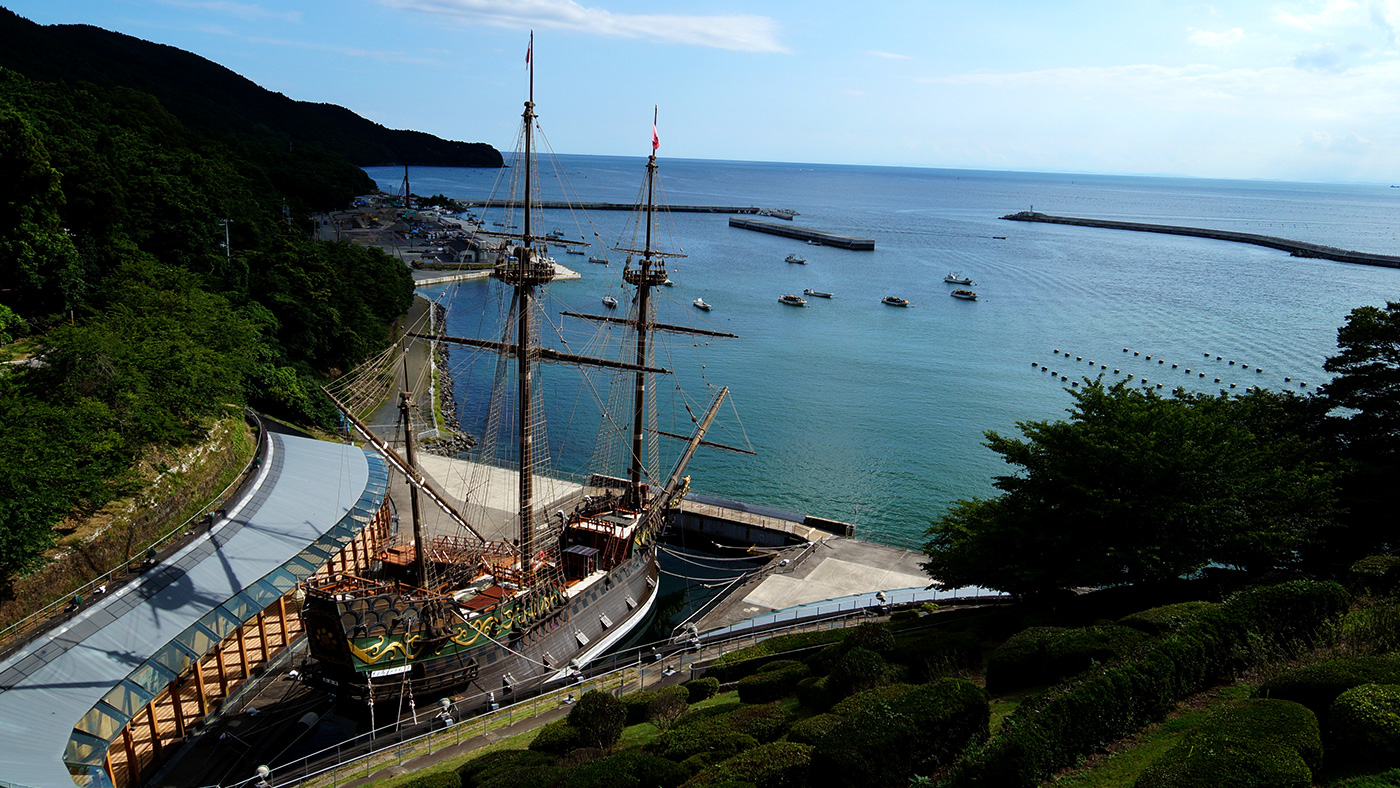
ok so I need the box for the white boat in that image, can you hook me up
[662,278,674,286]
[785,253,807,264]
[589,255,609,264]
[950,289,978,301]
[882,295,910,307]
[566,247,585,255]
[944,272,974,285]
[693,298,712,311]
[602,295,619,308]
[779,293,808,307]
[803,289,833,298]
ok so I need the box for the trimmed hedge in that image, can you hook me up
[529,718,583,754]
[795,676,831,711]
[1256,655,1400,715]
[558,747,690,788]
[1119,601,1219,635]
[945,579,1351,788]
[403,773,463,788]
[648,701,788,761]
[842,622,896,655]
[460,750,561,788]
[649,730,759,764]
[889,630,982,683]
[984,624,1152,694]
[808,677,989,788]
[685,741,813,788]
[1132,699,1320,788]
[1350,556,1400,598]
[785,713,843,746]
[710,630,848,681]
[827,647,887,699]
[569,690,627,750]
[828,683,917,717]
[622,685,690,725]
[685,676,720,702]
[1329,683,1400,768]
[737,660,810,704]
[1341,604,1400,655]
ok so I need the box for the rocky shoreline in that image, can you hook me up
[421,300,476,457]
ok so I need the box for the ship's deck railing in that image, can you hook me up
[230,595,950,788]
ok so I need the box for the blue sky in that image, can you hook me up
[9,0,1400,182]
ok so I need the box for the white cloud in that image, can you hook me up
[1303,130,1372,152]
[157,0,301,23]
[1188,27,1244,47]
[867,50,912,60]
[1273,0,1359,31]
[377,0,788,53]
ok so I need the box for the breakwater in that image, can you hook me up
[463,200,763,214]
[728,217,877,250]
[1001,211,1400,269]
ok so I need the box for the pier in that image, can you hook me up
[1002,211,1400,269]
[728,217,877,250]
[464,200,766,214]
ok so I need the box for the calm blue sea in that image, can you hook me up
[368,158,1400,546]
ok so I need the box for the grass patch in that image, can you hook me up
[1048,684,1252,788]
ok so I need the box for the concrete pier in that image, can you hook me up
[1002,211,1400,269]
[728,217,876,250]
[465,200,765,214]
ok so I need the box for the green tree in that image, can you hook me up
[567,690,626,751]
[923,379,1338,597]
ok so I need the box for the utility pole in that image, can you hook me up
[220,219,231,266]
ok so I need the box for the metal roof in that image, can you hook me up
[0,434,385,788]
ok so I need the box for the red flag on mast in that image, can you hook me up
[652,123,659,151]
[526,32,532,67]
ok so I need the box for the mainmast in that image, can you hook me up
[496,30,553,585]
[621,107,670,510]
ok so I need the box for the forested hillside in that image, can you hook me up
[0,7,502,171]
[0,66,414,585]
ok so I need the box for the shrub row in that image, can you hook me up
[1349,555,1400,598]
[1255,655,1400,715]
[1329,683,1400,769]
[646,701,790,762]
[459,750,561,788]
[944,579,1350,788]
[686,741,814,788]
[685,676,721,702]
[621,685,690,725]
[888,630,982,683]
[809,677,989,788]
[737,660,810,704]
[984,624,1152,694]
[1133,699,1320,788]
[1118,600,1219,635]
[709,629,848,681]
[402,772,463,788]
[558,748,689,788]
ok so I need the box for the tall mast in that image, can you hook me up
[623,106,668,509]
[498,29,553,585]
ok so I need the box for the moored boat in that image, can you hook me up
[693,297,712,311]
[779,293,808,307]
[882,296,910,307]
[950,289,977,300]
[803,289,833,298]
[602,295,619,308]
[785,253,807,264]
[944,272,974,285]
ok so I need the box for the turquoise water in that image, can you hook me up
[371,159,1400,545]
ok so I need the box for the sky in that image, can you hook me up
[8,0,1400,182]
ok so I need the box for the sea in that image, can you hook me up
[368,158,1400,550]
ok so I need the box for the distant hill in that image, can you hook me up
[0,7,502,169]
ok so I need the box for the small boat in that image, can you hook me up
[882,296,910,307]
[779,294,808,307]
[803,289,833,298]
[589,255,609,264]
[785,253,807,264]
[950,289,977,301]
[806,239,821,246]
[944,272,974,285]
[602,295,619,308]
[566,247,585,255]
[693,297,712,311]
[662,278,674,286]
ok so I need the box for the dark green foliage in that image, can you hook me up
[828,647,887,698]
[808,678,989,788]
[648,701,789,763]
[923,380,1340,596]
[1329,683,1400,767]
[985,624,1152,693]
[1351,556,1400,598]
[1119,600,1219,635]
[648,729,759,764]
[828,684,917,717]
[842,622,896,655]
[622,690,661,726]
[684,677,720,702]
[1133,700,1320,788]
[648,686,690,731]
[1328,769,1400,787]
[402,773,463,788]
[946,579,1349,788]
[529,718,584,755]
[686,742,813,788]
[459,750,560,788]
[709,629,848,681]
[568,691,626,751]
[737,660,810,704]
[784,713,843,745]
[889,629,982,683]
[1256,655,1400,715]
[558,747,689,788]
[1342,604,1400,655]
[795,676,830,711]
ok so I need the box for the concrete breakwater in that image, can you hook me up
[728,217,877,250]
[1002,211,1400,269]
[464,199,765,214]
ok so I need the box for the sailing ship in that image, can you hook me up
[301,42,740,711]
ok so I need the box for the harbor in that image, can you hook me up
[727,217,876,250]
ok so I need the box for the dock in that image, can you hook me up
[1002,211,1400,269]
[728,217,876,250]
